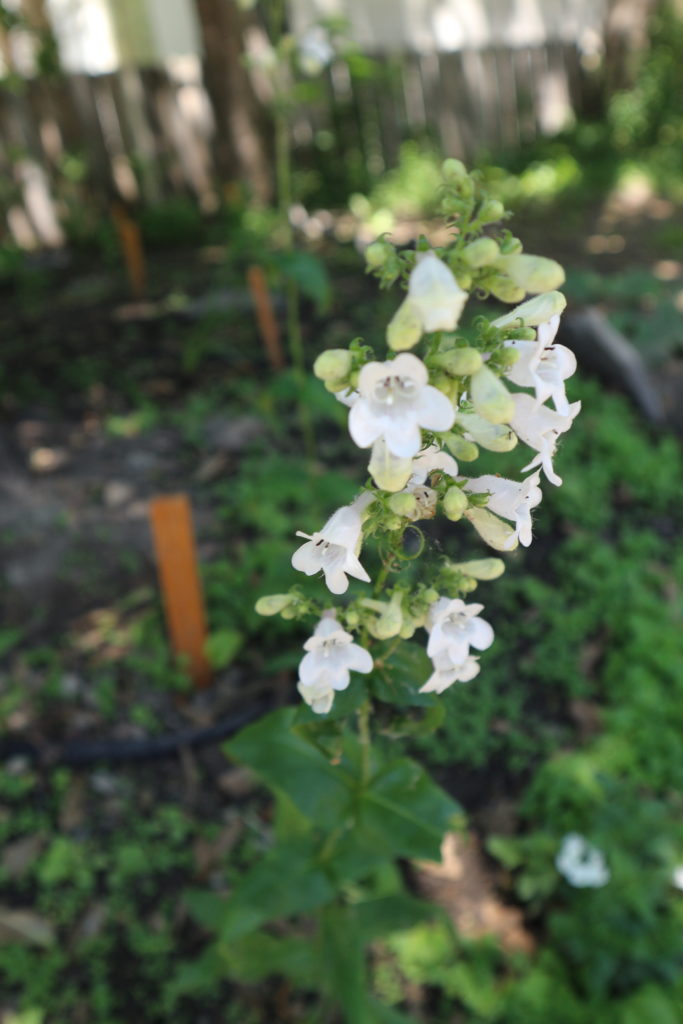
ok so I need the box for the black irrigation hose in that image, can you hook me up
[0,701,269,768]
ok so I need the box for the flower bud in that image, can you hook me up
[478,198,505,224]
[443,486,468,521]
[434,347,482,376]
[470,366,515,424]
[494,254,565,294]
[368,440,413,493]
[387,298,422,351]
[465,507,518,551]
[489,277,526,303]
[506,327,537,341]
[492,291,567,328]
[452,558,505,580]
[313,348,352,383]
[442,158,467,181]
[498,347,521,369]
[456,412,518,452]
[374,593,404,639]
[500,235,523,254]
[280,605,297,619]
[388,492,418,518]
[460,577,479,594]
[399,618,417,639]
[442,432,479,461]
[463,237,500,268]
[345,609,360,627]
[423,588,439,603]
[365,240,392,269]
[255,594,294,616]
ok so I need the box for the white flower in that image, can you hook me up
[297,615,373,713]
[408,445,459,486]
[408,251,468,332]
[426,597,494,664]
[420,648,481,694]
[349,353,455,458]
[509,393,581,486]
[555,833,610,888]
[297,26,334,76]
[334,386,358,408]
[292,493,373,595]
[505,316,577,415]
[492,290,567,329]
[368,440,457,494]
[672,865,683,890]
[463,470,542,548]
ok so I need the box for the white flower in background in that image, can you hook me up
[509,393,581,487]
[297,614,373,714]
[463,470,542,548]
[420,648,481,694]
[349,353,455,458]
[426,597,494,664]
[292,493,373,594]
[505,315,577,415]
[671,866,683,890]
[408,251,468,332]
[297,25,334,76]
[555,833,610,888]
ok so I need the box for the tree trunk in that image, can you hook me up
[194,0,272,203]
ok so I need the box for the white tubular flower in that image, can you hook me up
[492,291,567,329]
[456,411,518,452]
[349,353,455,458]
[505,316,577,415]
[420,648,481,694]
[297,615,373,714]
[334,387,359,408]
[408,251,468,332]
[463,471,542,548]
[408,445,458,486]
[509,393,581,487]
[464,507,519,551]
[297,25,334,76]
[426,597,494,665]
[368,437,413,492]
[555,833,610,888]
[292,493,373,595]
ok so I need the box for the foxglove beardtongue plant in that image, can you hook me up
[257,160,580,715]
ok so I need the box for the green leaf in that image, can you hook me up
[183,890,229,932]
[217,931,320,987]
[370,643,437,707]
[270,250,332,311]
[359,757,461,861]
[354,894,437,943]
[219,836,337,941]
[225,708,356,829]
[204,628,243,669]
[321,905,370,1024]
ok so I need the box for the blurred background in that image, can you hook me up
[2,1,683,1022]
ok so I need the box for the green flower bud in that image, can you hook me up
[387,298,422,351]
[460,577,478,594]
[423,588,439,603]
[451,558,506,580]
[454,269,472,291]
[368,441,413,493]
[470,366,515,424]
[434,347,483,376]
[492,291,567,328]
[365,240,391,269]
[478,198,505,224]
[345,609,360,627]
[255,594,294,616]
[280,605,297,620]
[494,254,565,294]
[500,235,523,254]
[456,412,518,452]
[388,492,418,518]
[374,593,403,639]
[506,327,537,341]
[498,347,521,369]
[313,348,352,383]
[442,158,467,181]
[465,507,518,551]
[443,486,468,521]
[385,514,403,531]
[399,618,417,639]
[489,277,526,303]
[463,237,500,268]
[442,432,479,461]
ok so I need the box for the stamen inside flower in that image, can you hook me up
[372,375,418,408]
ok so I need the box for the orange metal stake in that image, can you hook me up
[149,494,212,689]
[247,264,285,370]
[112,201,147,300]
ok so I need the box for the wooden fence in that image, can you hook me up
[0,39,601,248]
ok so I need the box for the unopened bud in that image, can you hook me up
[478,198,505,224]
[494,254,565,294]
[368,440,413,493]
[470,366,515,424]
[255,594,294,616]
[345,610,360,627]
[465,507,518,551]
[454,270,472,291]
[499,235,523,254]
[387,298,422,351]
[442,158,467,181]
[388,492,418,518]
[443,486,468,521]
[463,237,500,268]
[489,277,526,303]
[460,577,478,594]
[498,347,521,369]
[434,347,482,376]
[365,240,392,269]
[492,291,567,328]
[506,327,537,341]
[456,412,518,452]
[452,558,505,580]
[443,432,479,461]
[313,348,352,383]
[423,588,439,603]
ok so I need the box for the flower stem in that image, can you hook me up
[357,700,372,786]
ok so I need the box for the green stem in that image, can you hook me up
[357,700,372,786]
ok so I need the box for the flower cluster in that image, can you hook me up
[257,161,579,714]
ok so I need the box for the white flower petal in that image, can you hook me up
[291,541,322,576]
[415,386,456,433]
[349,399,383,449]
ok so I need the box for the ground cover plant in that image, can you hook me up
[3,135,683,1021]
